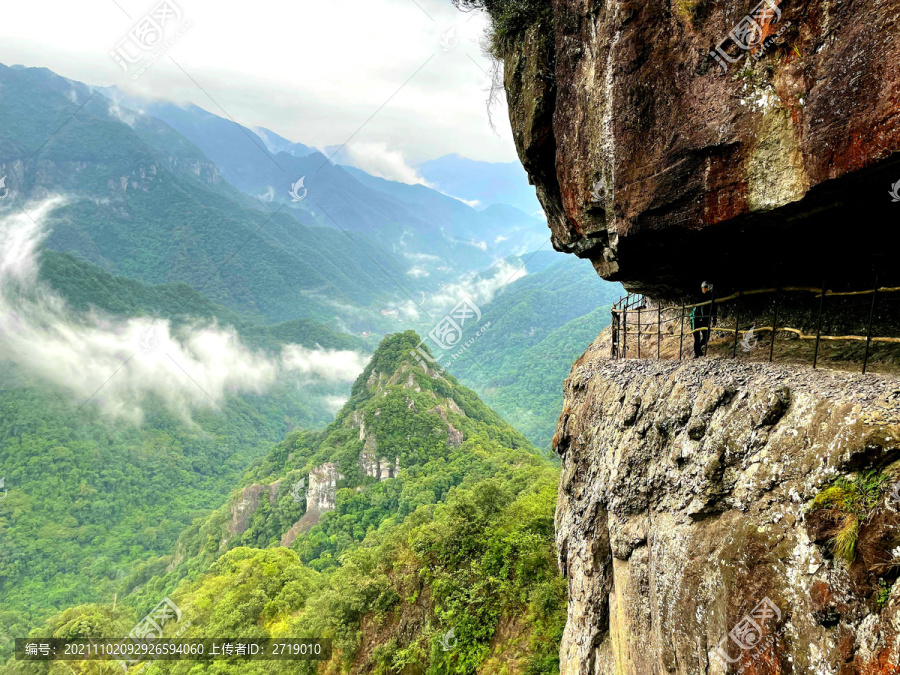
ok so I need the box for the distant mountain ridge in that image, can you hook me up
[0,63,413,327]
[102,88,547,277]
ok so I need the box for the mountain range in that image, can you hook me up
[0,59,622,672]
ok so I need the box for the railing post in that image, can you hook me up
[637,305,642,359]
[679,301,685,360]
[769,284,780,363]
[703,287,716,357]
[657,302,661,359]
[623,304,628,359]
[813,280,826,370]
[863,274,879,374]
[610,310,617,359]
[733,290,743,358]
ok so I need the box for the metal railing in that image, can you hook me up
[610,282,900,374]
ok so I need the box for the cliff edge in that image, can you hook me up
[552,336,900,674]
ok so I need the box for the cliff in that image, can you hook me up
[497,0,900,296]
[552,334,900,674]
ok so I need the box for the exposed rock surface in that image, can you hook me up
[306,462,344,513]
[501,0,900,295]
[355,411,401,480]
[229,484,268,536]
[553,337,900,674]
[429,404,465,447]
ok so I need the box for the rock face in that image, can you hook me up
[306,462,344,513]
[354,411,401,480]
[429,404,465,448]
[230,484,268,536]
[501,0,900,296]
[553,337,900,674]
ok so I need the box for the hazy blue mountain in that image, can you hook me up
[418,153,544,215]
[0,64,418,327]
[103,91,551,278]
[341,165,548,255]
[251,125,316,158]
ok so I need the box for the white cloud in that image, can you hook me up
[339,141,432,186]
[0,0,515,164]
[0,199,368,424]
[280,345,369,383]
[426,259,525,310]
[390,258,526,321]
[454,196,482,209]
[406,266,430,278]
[106,99,138,127]
[398,248,440,263]
[321,395,349,414]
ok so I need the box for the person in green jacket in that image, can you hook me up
[691,281,714,357]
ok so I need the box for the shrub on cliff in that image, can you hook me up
[452,0,553,53]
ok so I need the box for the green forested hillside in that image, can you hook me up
[3,333,565,674]
[0,253,373,660]
[38,249,373,354]
[0,378,299,657]
[451,254,621,450]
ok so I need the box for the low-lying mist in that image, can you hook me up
[0,198,369,424]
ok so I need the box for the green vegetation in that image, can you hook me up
[676,0,703,22]
[875,578,893,610]
[1,61,578,674]
[0,375,304,661]
[451,0,553,54]
[0,254,373,661]
[0,63,411,328]
[451,255,621,451]
[40,249,373,354]
[4,332,566,674]
[809,471,892,562]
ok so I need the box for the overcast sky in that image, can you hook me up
[0,0,516,181]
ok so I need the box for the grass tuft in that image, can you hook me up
[810,471,891,562]
[832,513,860,562]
